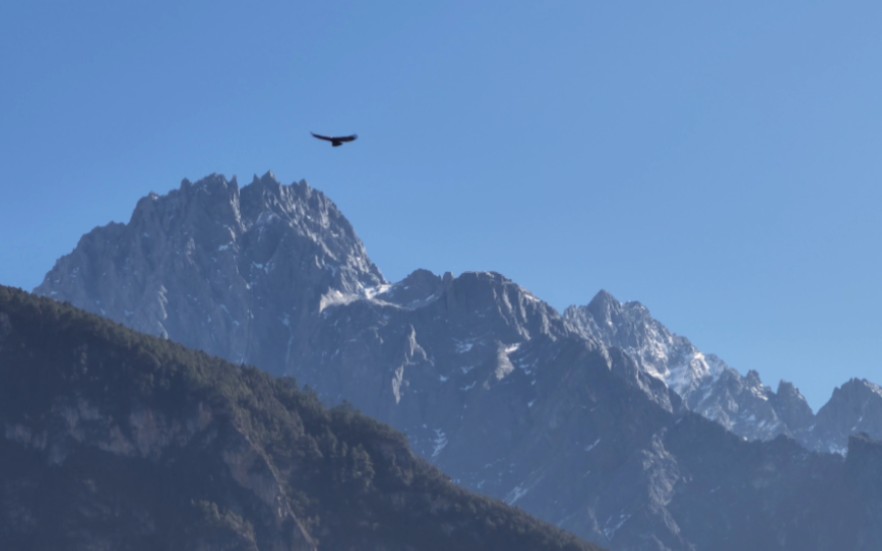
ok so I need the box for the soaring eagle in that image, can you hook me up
[311,132,358,147]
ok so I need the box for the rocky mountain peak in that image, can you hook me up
[808,378,882,454]
[128,173,243,249]
[569,292,664,352]
[768,379,815,437]
[745,369,762,385]
[776,379,801,397]
[439,272,562,342]
[585,289,621,319]
[567,289,880,456]
[374,269,443,307]
[564,291,820,444]
[575,290,649,335]
[565,292,714,395]
[36,172,383,365]
[835,378,882,399]
[241,172,317,220]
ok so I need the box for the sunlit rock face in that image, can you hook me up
[563,291,882,459]
[564,291,820,443]
[36,172,384,372]
[808,379,882,454]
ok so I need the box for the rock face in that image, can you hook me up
[771,380,816,436]
[810,379,882,454]
[564,291,814,442]
[564,292,882,456]
[0,286,598,551]
[35,173,882,550]
[37,172,383,369]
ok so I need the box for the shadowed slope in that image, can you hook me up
[0,286,600,551]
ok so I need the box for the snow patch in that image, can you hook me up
[319,289,361,313]
[864,380,882,399]
[157,285,169,321]
[494,342,521,381]
[365,283,392,299]
[603,512,631,540]
[749,385,770,401]
[828,444,847,456]
[431,429,448,458]
[251,261,270,274]
[504,484,529,505]
[454,338,477,354]
[391,366,405,404]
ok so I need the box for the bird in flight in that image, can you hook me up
[311,132,358,147]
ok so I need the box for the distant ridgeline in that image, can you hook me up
[33,173,882,550]
[0,286,599,551]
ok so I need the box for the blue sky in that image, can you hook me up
[2,1,881,409]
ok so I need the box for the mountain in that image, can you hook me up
[34,173,882,549]
[37,172,384,370]
[0,285,598,551]
[563,291,815,442]
[564,291,882,456]
[810,379,882,454]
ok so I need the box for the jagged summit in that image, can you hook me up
[810,378,882,453]
[565,291,882,454]
[36,172,384,367]
[566,291,719,394]
[564,290,820,442]
[771,379,816,436]
[586,289,636,313]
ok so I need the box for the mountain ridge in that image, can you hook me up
[565,290,882,454]
[33,172,882,549]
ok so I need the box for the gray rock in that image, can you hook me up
[37,172,384,371]
[564,291,818,443]
[808,379,882,454]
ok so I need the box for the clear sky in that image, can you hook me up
[2,1,881,410]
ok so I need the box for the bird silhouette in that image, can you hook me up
[311,132,358,147]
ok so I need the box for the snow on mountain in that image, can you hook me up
[563,290,723,396]
[564,290,815,443]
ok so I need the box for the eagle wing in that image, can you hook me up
[311,132,358,142]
